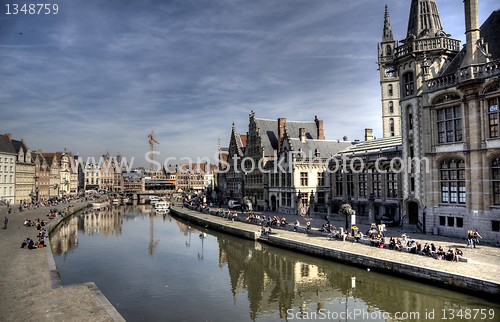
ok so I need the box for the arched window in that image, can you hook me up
[493,158,500,205]
[389,101,394,113]
[389,118,395,136]
[403,72,414,97]
[440,159,465,204]
[388,84,393,96]
[386,45,392,56]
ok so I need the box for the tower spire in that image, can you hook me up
[406,0,445,40]
[382,4,393,42]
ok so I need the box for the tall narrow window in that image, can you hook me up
[335,171,343,196]
[437,106,462,143]
[493,158,500,205]
[346,171,354,197]
[408,112,413,130]
[372,171,381,198]
[389,101,394,113]
[317,172,325,187]
[403,72,414,97]
[358,169,367,197]
[488,97,499,138]
[387,170,398,198]
[388,84,393,96]
[440,159,466,204]
[389,118,395,136]
[386,45,392,56]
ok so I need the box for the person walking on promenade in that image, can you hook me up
[473,229,482,248]
[466,229,474,248]
[8,207,12,216]
[3,216,8,229]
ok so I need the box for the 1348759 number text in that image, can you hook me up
[5,3,59,15]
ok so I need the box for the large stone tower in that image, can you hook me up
[395,0,460,227]
[378,5,401,138]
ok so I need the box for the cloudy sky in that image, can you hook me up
[1,0,498,167]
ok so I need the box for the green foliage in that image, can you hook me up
[339,203,355,216]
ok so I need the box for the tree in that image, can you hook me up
[339,203,355,231]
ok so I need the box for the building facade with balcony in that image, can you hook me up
[382,0,500,242]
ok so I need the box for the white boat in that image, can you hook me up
[92,201,109,209]
[112,198,121,205]
[122,198,130,204]
[154,201,170,211]
[149,196,161,204]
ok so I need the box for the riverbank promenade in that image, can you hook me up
[171,205,500,297]
[0,202,123,322]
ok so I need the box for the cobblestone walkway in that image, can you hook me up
[0,202,120,322]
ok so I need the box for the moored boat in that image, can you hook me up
[154,201,170,211]
[92,201,109,209]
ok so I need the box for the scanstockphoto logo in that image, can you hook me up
[214,150,430,175]
[70,151,430,175]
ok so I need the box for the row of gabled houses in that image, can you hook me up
[0,133,79,205]
[216,113,401,219]
[0,131,219,205]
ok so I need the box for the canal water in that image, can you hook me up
[51,206,499,322]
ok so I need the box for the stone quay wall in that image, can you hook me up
[264,235,500,297]
[170,208,258,240]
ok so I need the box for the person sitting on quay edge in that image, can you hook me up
[389,237,396,250]
[454,248,464,262]
[293,220,300,232]
[354,231,364,243]
[445,248,455,261]
[305,221,311,233]
[422,243,430,256]
[435,246,446,260]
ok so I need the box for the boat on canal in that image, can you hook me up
[154,201,170,211]
[92,201,110,209]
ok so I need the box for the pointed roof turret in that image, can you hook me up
[382,4,394,42]
[406,0,446,40]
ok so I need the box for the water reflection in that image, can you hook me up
[51,207,499,322]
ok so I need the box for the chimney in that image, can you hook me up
[299,128,306,143]
[461,0,481,67]
[277,117,286,150]
[315,115,325,140]
[4,133,12,141]
[365,128,374,141]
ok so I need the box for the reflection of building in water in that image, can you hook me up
[218,234,458,321]
[218,237,342,320]
[51,216,79,256]
[84,207,123,237]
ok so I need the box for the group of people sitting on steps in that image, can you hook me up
[20,218,48,249]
